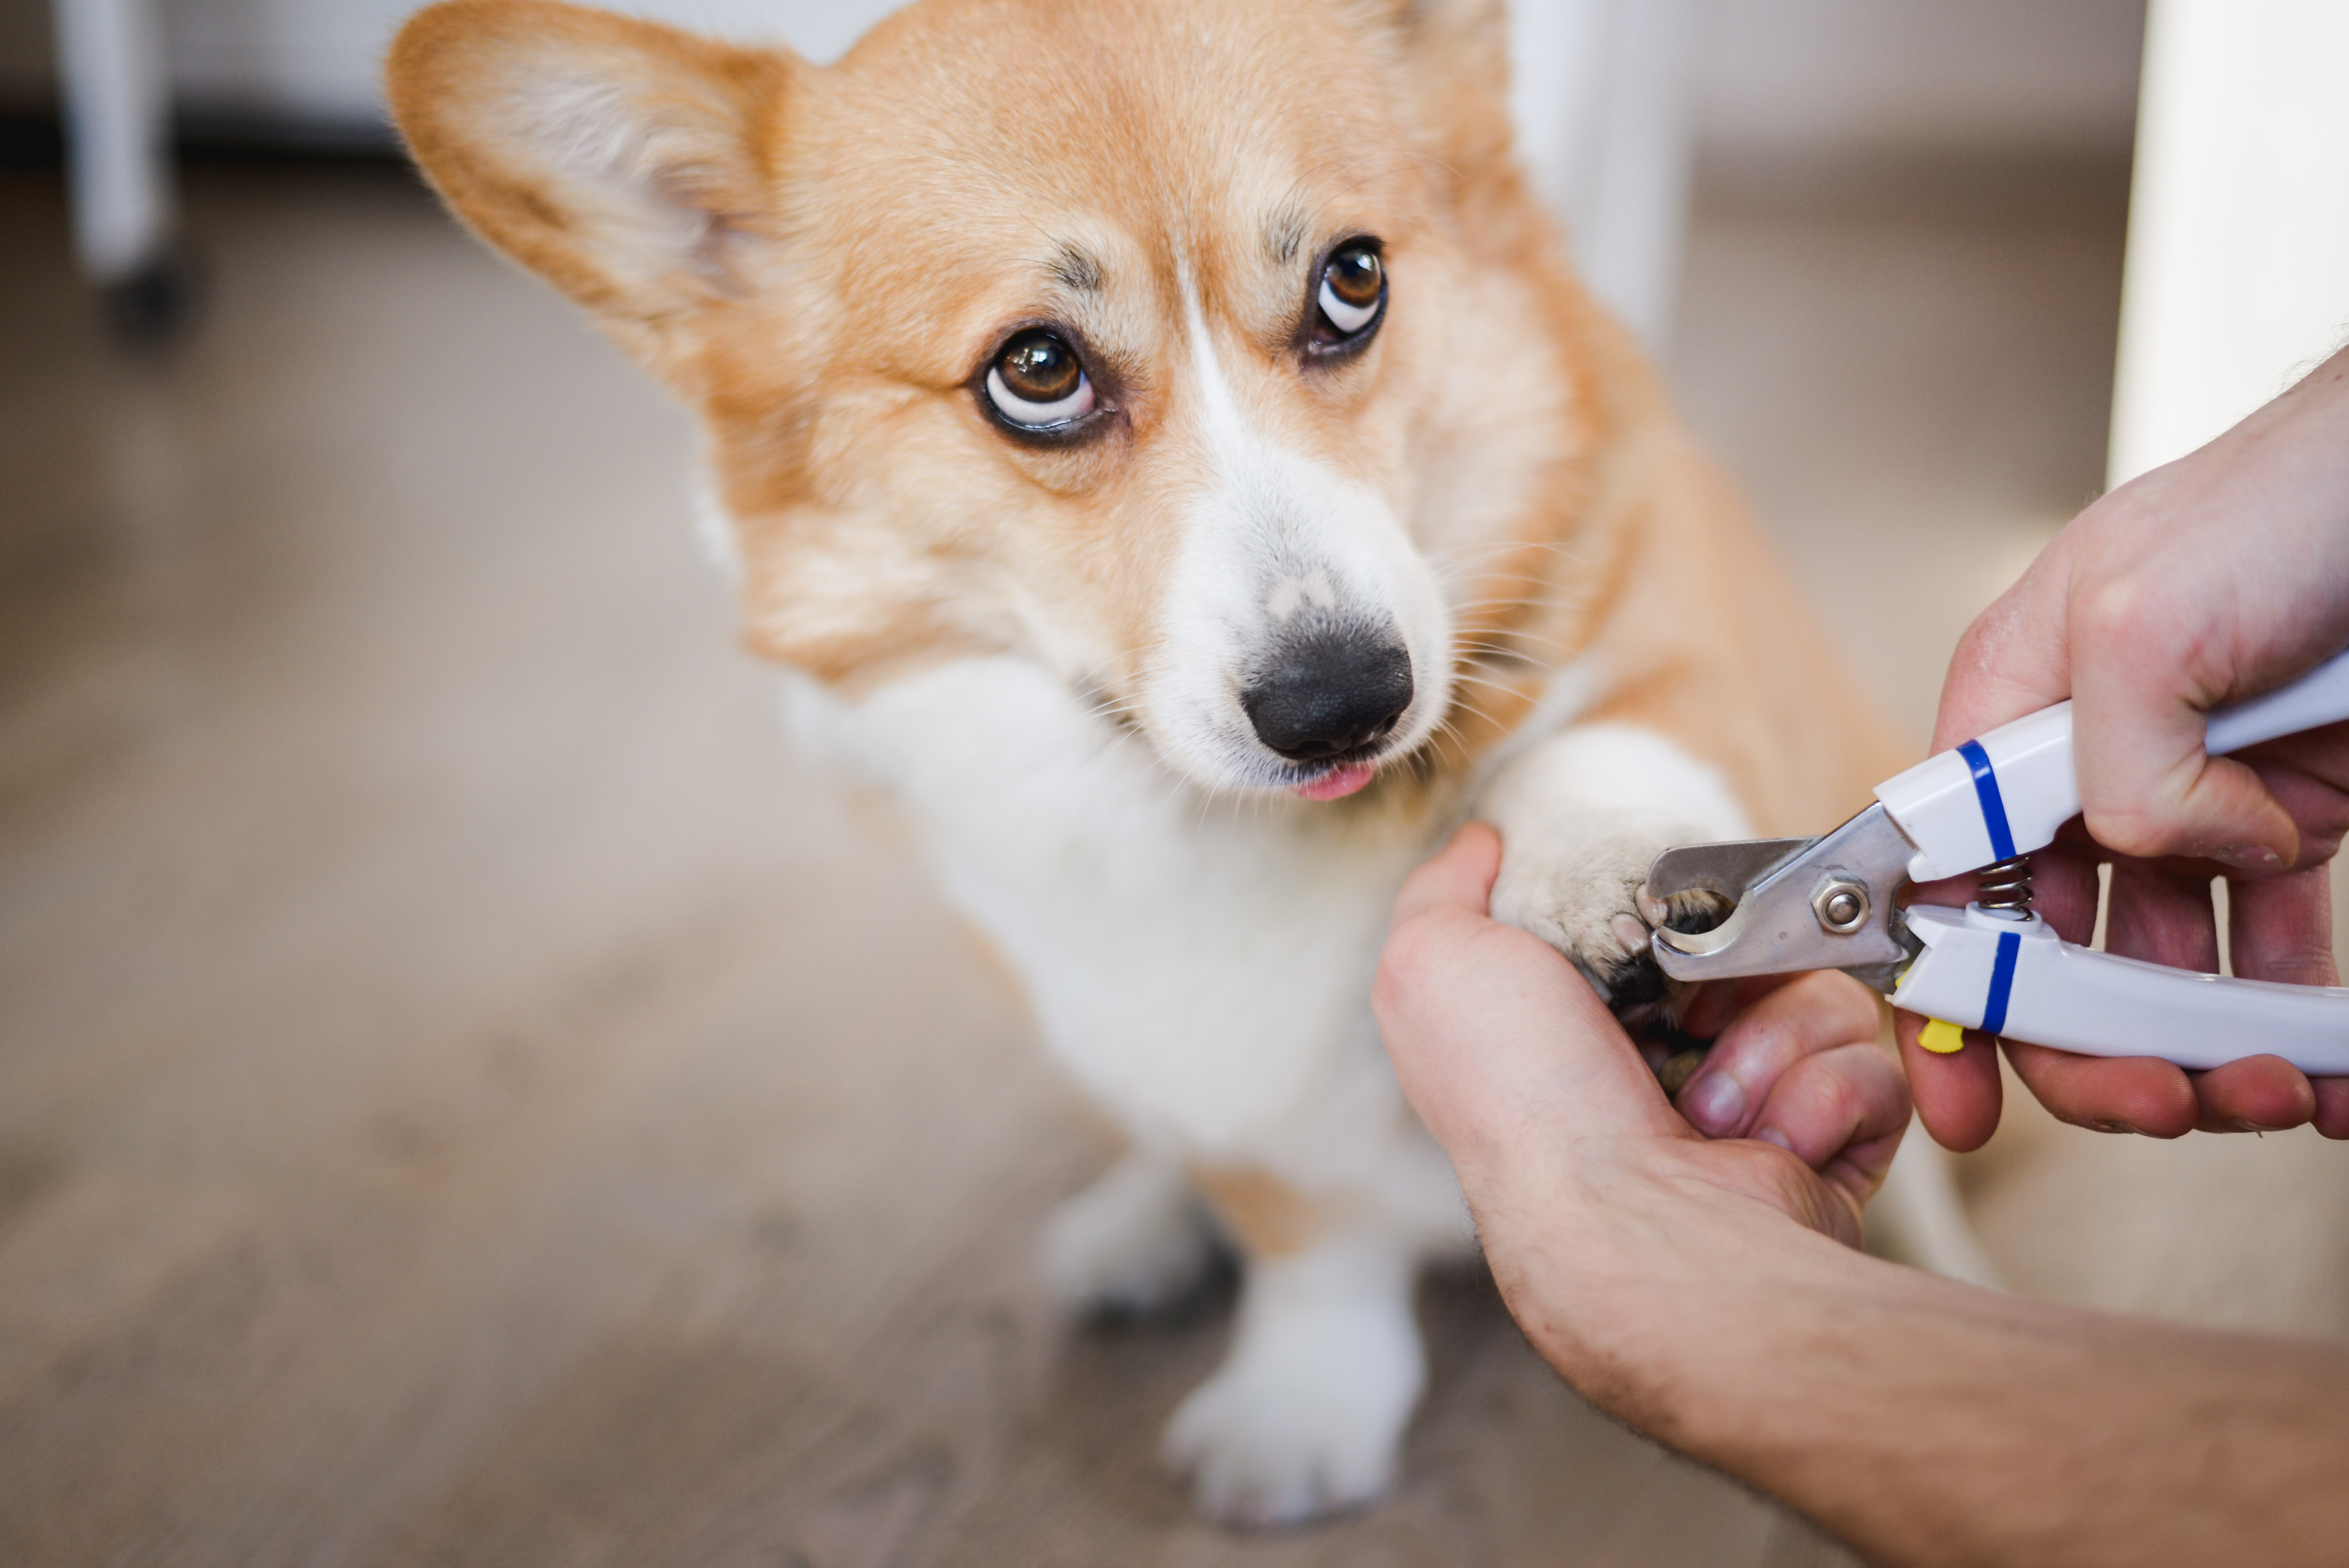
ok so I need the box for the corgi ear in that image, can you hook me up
[1345,0,1518,206]
[386,0,794,349]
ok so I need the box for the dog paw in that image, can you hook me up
[1041,1155,1218,1317]
[1158,1254,1423,1527]
[1477,723,1752,1030]
[1161,1357,1410,1526]
[1488,824,1715,1028]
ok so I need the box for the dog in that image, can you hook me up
[387,0,1978,1524]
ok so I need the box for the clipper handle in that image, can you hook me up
[1874,647,2349,884]
[1893,905,2349,1074]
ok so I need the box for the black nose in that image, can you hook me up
[1242,633,1415,762]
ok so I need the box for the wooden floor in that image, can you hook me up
[0,152,2341,1566]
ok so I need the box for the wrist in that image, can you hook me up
[1476,1155,1902,1452]
[1469,1158,1775,1437]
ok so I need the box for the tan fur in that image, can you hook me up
[1192,1165,1342,1258]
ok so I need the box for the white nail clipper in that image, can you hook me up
[1646,649,2349,1074]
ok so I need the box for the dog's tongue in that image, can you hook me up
[1294,762,1376,802]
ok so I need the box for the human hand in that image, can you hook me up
[1902,347,2349,1147]
[1375,823,1910,1386]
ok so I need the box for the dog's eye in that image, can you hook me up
[985,330,1096,429]
[1313,242,1385,345]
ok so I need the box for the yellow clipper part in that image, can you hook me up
[1918,1017,1968,1055]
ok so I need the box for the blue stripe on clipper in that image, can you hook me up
[1981,929,2020,1036]
[1955,738,2017,861]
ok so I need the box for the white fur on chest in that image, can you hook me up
[786,656,1438,1177]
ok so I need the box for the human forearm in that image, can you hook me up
[1508,1190,2349,1568]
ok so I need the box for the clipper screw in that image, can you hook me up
[1813,879,1870,935]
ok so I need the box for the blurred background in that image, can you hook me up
[2,1,2345,1563]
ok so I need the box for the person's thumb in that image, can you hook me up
[1389,820,1506,927]
[1377,824,1678,1166]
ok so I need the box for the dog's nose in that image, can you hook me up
[1242,633,1415,763]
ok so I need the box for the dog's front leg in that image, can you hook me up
[1041,1149,1222,1316]
[1479,721,1752,1027]
[1162,1168,1422,1526]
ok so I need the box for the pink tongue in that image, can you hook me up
[1294,762,1376,802]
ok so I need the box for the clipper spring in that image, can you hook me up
[1977,853,2034,914]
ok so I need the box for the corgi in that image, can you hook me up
[387,0,1978,1525]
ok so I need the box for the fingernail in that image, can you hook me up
[2229,1117,2287,1133]
[2215,845,2285,873]
[2090,1118,2142,1135]
[1752,1125,1794,1152]
[1683,1071,1745,1135]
